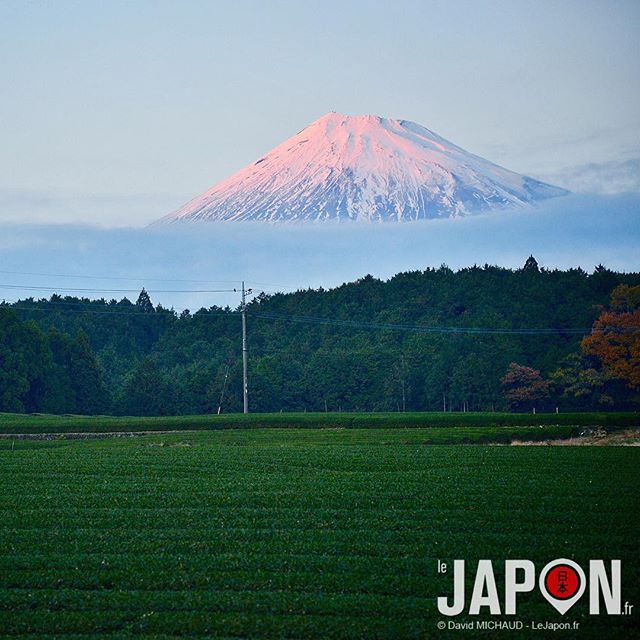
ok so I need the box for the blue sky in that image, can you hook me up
[1,0,639,225]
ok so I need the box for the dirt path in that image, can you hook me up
[512,428,640,446]
[2,428,639,445]
[0,430,191,440]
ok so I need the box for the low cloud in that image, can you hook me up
[0,193,638,310]
[539,157,640,195]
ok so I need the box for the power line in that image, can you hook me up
[1,290,280,307]
[5,298,637,335]
[5,305,235,318]
[4,299,159,308]
[0,284,237,294]
[250,310,640,335]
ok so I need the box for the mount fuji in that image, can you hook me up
[157,112,568,223]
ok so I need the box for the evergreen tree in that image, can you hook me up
[4,265,640,415]
[0,308,52,412]
[119,357,172,416]
[44,326,76,413]
[71,330,110,414]
[136,288,155,313]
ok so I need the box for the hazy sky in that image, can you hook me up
[1,194,638,310]
[1,0,639,225]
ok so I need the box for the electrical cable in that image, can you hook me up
[5,301,636,335]
[0,284,237,294]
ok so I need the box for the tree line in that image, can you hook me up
[1,258,639,415]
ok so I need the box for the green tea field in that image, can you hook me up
[0,410,638,434]
[0,426,637,638]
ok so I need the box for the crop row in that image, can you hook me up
[0,410,637,434]
[0,430,637,639]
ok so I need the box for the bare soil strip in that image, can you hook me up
[511,428,640,446]
[0,430,186,440]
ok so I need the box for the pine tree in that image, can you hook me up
[136,288,154,313]
[119,357,172,416]
[71,330,109,414]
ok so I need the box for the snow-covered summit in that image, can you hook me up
[157,112,568,223]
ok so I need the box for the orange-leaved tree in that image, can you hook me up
[500,363,550,411]
[581,284,640,390]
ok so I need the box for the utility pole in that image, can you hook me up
[241,281,251,414]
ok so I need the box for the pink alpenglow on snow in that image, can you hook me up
[157,112,568,223]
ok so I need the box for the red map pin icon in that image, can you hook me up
[539,558,586,614]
